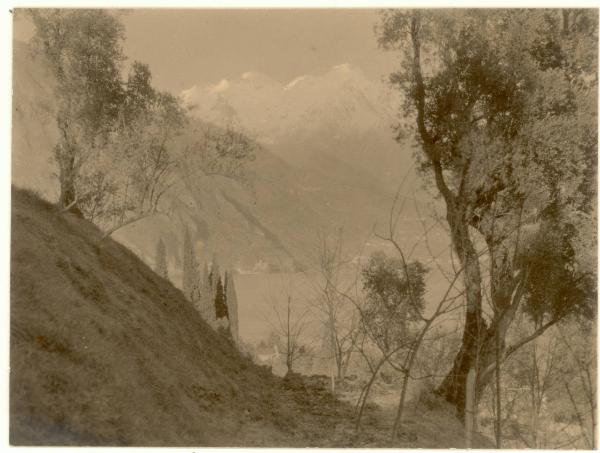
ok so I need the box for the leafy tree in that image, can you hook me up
[95,63,187,236]
[348,251,428,431]
[28,9,125,214]
[113,64,186,214]
[29,11,256,238]
[154,238,168,280]
[377,9,597,419]
[361,252,427,353]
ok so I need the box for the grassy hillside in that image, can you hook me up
[9,187,352,446]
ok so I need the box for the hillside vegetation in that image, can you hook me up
[10,187,337,445]
[10,187,490,447]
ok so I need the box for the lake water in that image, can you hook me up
[234,264,461,347]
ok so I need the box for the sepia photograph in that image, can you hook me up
[8,5,599,449]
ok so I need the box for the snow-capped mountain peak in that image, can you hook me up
[209,79,230,93]
[180,63,407,193]
[182,63,399,141]
[283,75,308,91]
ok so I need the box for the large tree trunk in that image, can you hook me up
[436,292,515,422]
[437,322,509,420]
[434,203,489,420]
[435,323,498,419]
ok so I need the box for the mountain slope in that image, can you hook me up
[10,187,356,446]
[181,63,409,192]
[11,40,58,199]
[12,39,413,275]
[10,187,492,448]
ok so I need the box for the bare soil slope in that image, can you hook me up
[9,187,355,446]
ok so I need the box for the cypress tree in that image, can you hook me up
[223,272,228,308]
[198,262,214,322]
[214,275,228,319]
[201,262,210,298]
[225,270,240,344]
[210,254,220,289]
[154,238,168,279]
[182,225,198,301]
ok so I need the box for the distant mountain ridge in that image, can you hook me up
[181,63,407,192]
[12,39,417,279]
[181,64,399,141]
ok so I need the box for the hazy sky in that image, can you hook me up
[120,9,398,92]
[14,9,400,93]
